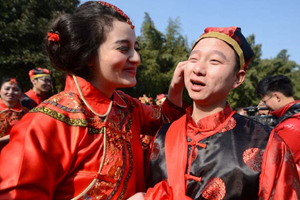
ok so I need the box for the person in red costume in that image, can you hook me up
[257,75,300,177]
[144,27,300,200]
[0,1,186,199]
[21,67,52,110]
[0,78,28,150]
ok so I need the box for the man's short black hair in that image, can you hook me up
[256,75,293,97]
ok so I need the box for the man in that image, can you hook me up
[257,75,300,175]
[21,68,52,110]
[145,27,299,200]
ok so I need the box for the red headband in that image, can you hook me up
[9,78,17,85]
[98,1,134,29]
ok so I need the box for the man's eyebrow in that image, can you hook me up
[189,49,228,61]
[210,50,228,61]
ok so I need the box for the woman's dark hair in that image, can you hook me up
[256,75,293,97]
[44,1,131,80]
[0,78,24,92]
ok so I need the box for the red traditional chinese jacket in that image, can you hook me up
[0,99,28,138]
[271,100,300,177]
[146,105,300,200]
[0,75,185,200]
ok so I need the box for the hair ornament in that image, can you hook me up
[98,1,135,29]
[47,30,60,42]
[9,78,17,85]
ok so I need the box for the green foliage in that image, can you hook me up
[228,35,300,108]
[123,13,190,102]
[0,0,79,92]
[1,4,299,107]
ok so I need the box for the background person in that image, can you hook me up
[21,67,52,110]
[257,74,300,176]
[145,27,299,200]
[155,94,167,106]
[0,1,185,199]
[0,78,28,150]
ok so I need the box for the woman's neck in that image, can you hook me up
[3,100,18,109]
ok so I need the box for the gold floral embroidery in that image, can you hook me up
[243,148,264,172]
[140,135,153,150]
[30,107,88,126]
[0,109,27,136]
[219,117,236,133]
[107,158,123,181]
[202,177,226,200]
[152,106,161,119]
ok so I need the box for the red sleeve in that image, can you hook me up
[145,180,174,200]
[258,131,300,200]
[275,118,300,164]
[128,94,186,137]
[0,112,83,199]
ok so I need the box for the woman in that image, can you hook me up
[0,1,185,199]
[0,78,28,150]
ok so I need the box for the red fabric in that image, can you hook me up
[202,26,238,38]
[259,130,300,199]
[145,180,175,200]
[146,107,300,200]
[0,99,27,138]
[271,100,300,177]
[24,89,46,105]
[0,75,185,199]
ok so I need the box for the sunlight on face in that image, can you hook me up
[0,82,23,104]
[184,38,242,107]
[90,20,140,98]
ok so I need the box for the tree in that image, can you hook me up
[123,13,190,102]
[0,0,79,92]
[228,34,300,108]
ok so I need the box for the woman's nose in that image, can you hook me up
[129,50,141,64]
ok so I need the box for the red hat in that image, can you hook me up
[156,94,167,100]
[29,68,50,80]
[192,26,254,71]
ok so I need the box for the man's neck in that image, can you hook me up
[192,101,227,122]
[32,88,44,96]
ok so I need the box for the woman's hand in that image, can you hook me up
[127,192,145,200]
[167,61,187,107]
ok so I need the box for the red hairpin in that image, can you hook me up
[98,1,135,29]
[9,78,17,85]
[47,30,60,42]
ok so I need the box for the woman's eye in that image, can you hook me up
[135,47,141,52]
[118,46,129,52]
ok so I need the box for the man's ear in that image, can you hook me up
[273,92,281,102]
[233,70,246,89]
[31,79,36,85]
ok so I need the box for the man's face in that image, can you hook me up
[32,76,52,94]
[184,38,245,107]
[260,93,278,111]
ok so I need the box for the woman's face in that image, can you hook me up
[0,81,23,104]
[90,20,140,97]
